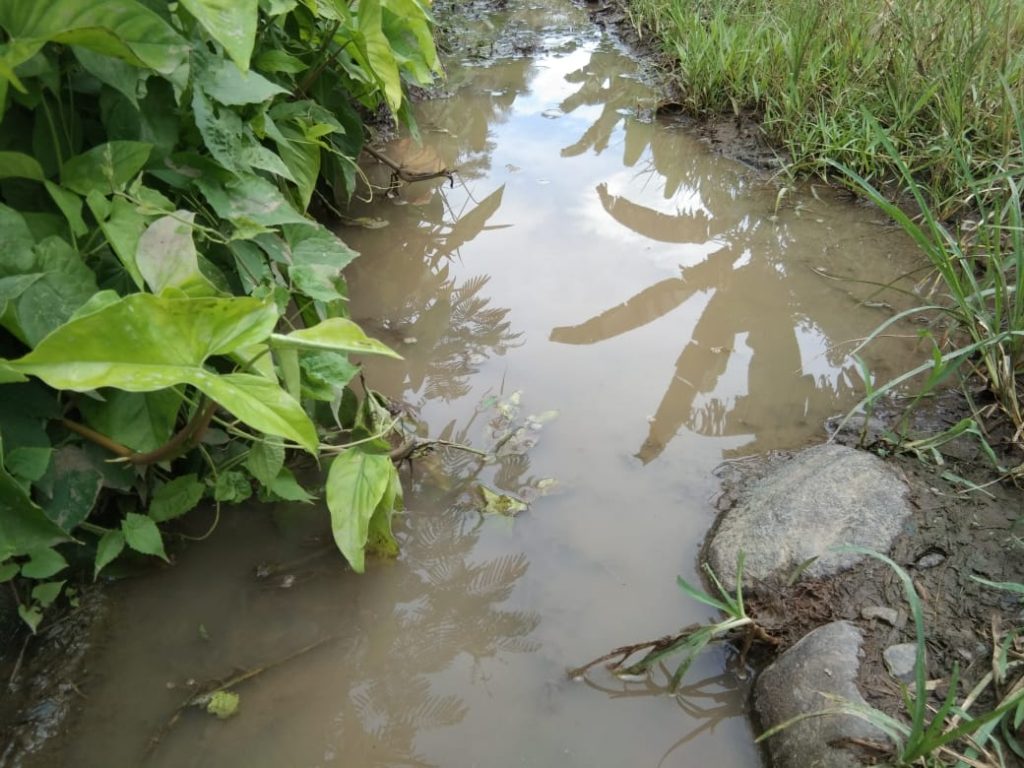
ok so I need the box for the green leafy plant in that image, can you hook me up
[0,0,443,629]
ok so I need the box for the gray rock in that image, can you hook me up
[706,444,910,591]
[861,605,900,626]
[755,621,889,768]
[883,643,918,683]
[915,552,946,569]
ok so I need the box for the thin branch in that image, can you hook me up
[363,144,456,185]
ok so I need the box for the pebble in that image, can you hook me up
[860,605,899,626]
[883,643,918,683]
[915,552,946,569]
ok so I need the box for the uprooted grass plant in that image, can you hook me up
[569,554,780,690]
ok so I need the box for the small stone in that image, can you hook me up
[861,605,899,626]
[915,552,945,569]
[883,643,918,683]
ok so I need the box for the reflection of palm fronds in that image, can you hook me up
[466,553,529,600]
[407,692,468,729]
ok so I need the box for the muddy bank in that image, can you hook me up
[705,390,1024,765]
[0,589,107,768]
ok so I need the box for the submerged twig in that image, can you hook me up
[146,635,338,756]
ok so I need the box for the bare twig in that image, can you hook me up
[363,145,456,186]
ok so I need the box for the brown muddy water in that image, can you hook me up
[33,3,928,768]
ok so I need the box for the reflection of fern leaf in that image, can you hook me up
[407,694,469,728]
[466,553,529,598]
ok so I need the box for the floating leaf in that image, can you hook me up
[204,690,240,719]
[478,485,528,517]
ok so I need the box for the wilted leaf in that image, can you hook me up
[122,512,167,561]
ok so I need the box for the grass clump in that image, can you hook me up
[624,0,1024,217]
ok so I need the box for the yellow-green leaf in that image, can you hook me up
[270,318,401,358]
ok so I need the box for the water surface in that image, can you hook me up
[45,2,924,767]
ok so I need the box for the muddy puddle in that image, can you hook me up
[29,2,929,767]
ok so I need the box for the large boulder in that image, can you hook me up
[705,444,910,591]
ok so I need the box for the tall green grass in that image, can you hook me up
[626,0,1024,217]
